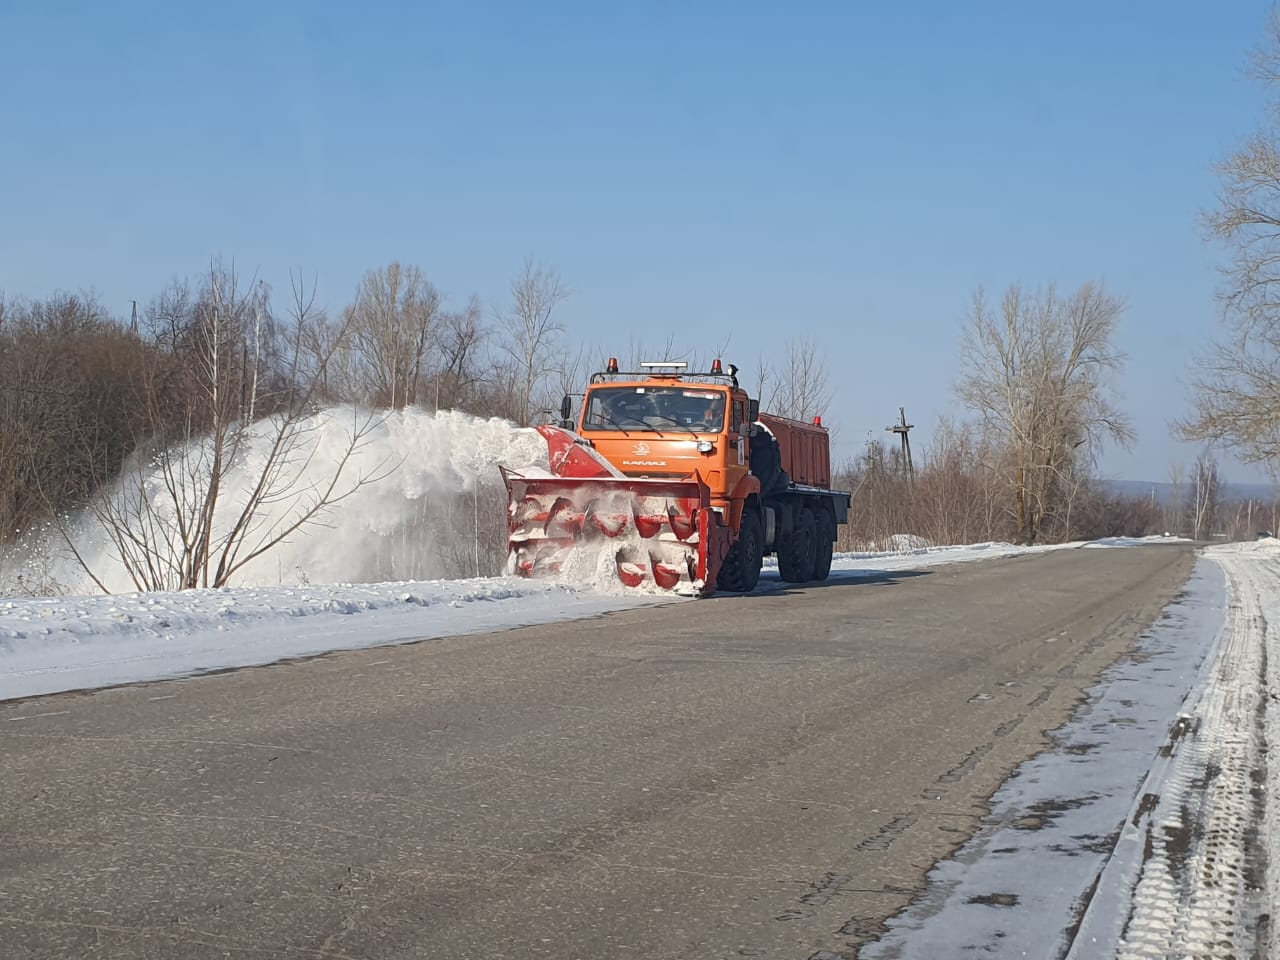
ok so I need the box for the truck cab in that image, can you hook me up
[573,360,756,520]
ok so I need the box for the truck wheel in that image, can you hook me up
[778,506,817,583]
[813,512,835,580]
[718,510,763,593]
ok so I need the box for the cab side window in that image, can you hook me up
[732,400,746,434]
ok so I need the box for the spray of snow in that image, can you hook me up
[1,408,550,595]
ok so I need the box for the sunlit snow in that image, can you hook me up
[0,536,1186,702]
[0,408,550,594]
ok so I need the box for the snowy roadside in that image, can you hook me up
[1068,538,1279,958]
[860,555,1228,959]
[0,537,1182,703]
[0,579,667,704]
[861,539,1280,959]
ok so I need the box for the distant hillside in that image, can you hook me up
[1106,479,1277,507]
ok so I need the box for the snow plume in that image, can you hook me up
[1,409,549,595]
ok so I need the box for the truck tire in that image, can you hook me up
[717,509,763,593]
[778,506,817,583]
[813,511,835,580]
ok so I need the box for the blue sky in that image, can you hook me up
[1,1,1274,482]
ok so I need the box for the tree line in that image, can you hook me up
[0,260,838,592]
[834,430,1277,553]
[0,258,585,586]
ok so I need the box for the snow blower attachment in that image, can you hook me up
[500,425,731,596]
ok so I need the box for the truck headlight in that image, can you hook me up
[697,440,714,453]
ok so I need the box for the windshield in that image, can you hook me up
[582,386,726,433]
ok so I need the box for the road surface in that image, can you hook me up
[0,545,1195,959]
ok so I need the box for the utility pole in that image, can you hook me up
[886,407,914,479]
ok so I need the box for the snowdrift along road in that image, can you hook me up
[0,539,1180,702]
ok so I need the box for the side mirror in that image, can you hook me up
[748,398,760,423]
[560,394,573,421]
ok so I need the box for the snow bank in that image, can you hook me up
[0,578,669,702]
[0,537,1190,703]
[1063,537,1280,957]
[863,557,1227,959]
[863,537,1274,958]
[818,534,1189,574]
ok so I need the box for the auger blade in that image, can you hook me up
[500,466,727,596]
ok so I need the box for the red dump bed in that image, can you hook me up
[758,412,831,489]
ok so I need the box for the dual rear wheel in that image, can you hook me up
[718,504,836,593]
[778,506,835,584]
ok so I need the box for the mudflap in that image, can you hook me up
[500,466,731,597]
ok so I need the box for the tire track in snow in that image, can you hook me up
[857,558,1223,960]
[1069,542,1275,959]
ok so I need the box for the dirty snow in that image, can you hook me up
[860,558,1228,959]
[861,538,1280,959]
[1073,538,1279,959]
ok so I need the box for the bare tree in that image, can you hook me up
[0,292,150,549]
[64,266,390,592]
[1220,494,1271,541]
[690,334,734,378]
[832,410,1159,553]
[431,296,485,412]
[546,343,591,424]
[344,262,440,409]
[292,270,357,404]
[616,332,685,372]
[772,336,832,421]
[751,353,778,414]
[956,282,1134,542]
[500,258,571,426]
[1181,12,1280,466]
[1069,485,1161,540]
[1192,451,1221,541]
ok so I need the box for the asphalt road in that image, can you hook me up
[0,545,1196,960]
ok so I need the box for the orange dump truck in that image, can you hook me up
[500,359,851,596]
